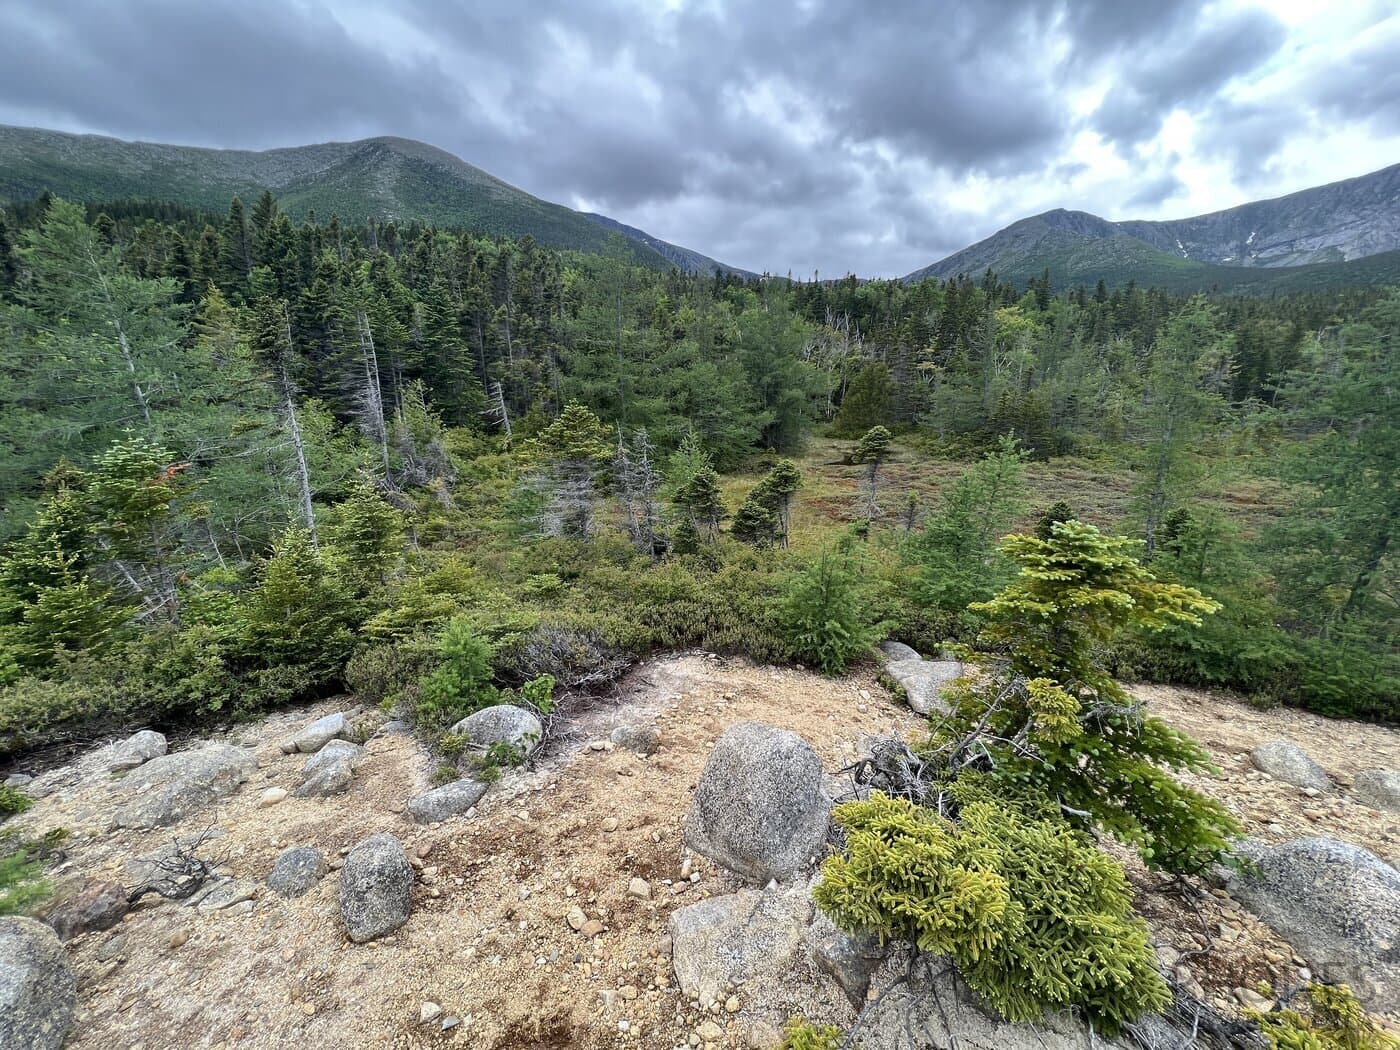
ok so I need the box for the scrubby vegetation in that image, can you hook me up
[815,522,1237,1035]
[0,188,1394,1045]
[0,192,1393,753]
[1250,983,1400,1050]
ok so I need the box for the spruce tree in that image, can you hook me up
[831,362,893,437]
[851,425,892,520]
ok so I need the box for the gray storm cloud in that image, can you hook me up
[0,0,1396,276]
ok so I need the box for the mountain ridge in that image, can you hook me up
[905,162,1400,289]
[0,124,743,275]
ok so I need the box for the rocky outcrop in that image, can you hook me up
[879,640,921,663]
[1222,837,1399,1008]
[110,744,256,829]
[449,705,543,753]
[291,712,352,754]
[267,847,327,898]
[683,722,831,883]
[341,833,413,943]
[850,963,1130,1049]
[107,729,167,772]
[669,882,814,1005]
[1354,769,1400,813]
[0,917,77,1050]
[880,642,964,716]
[807,910,885,1007]
[189,878,258,916]
[295,739,365,798]
[407,779,487,823]
[1250,741,1332,793]
[42,879,128,941]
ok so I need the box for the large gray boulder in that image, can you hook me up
[884,658,964,716]
[850,964,1130,1049]
[449,705,542,753]
[340,832,413,943]
[669,882,814,1004]
[295,739,365,798]
[292,712,352,754]
[42,879,128,941]
[879,640,922,663]
[407,779,488,824]
[107,729,167,771]
[267,846,327,898]
[1250,740,1332,793]
[1354,769,1400,813]
[110,744,256,829]
[683,722,831,883]
[0,917,77,1050]
[1222,837,1399,1008]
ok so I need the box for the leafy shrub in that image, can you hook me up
[344,635,439,713]
[1250,983,1399,1049]
[0,847,48,916]
[468,740,529,781]
[415,616,498,729]
[780,545,882,674]
[519,674,556,714]
[815,792,1168,1034]
[0,826,65,916]
[0,786,32,818]
[492,616,632,689]
[0,671,115,759]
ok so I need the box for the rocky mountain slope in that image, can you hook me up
[0,125,738,274]
[906,162,1400,290]
[583,213,756,279]
[2,652,1396,1049]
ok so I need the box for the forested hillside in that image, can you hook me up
[0,126,683,269]
[0,189,1394,766]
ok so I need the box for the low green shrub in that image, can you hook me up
[0,786,32,818]
[415,616,498,729]
[0,847,48,916]
[1250,983,1399,1049]
[815,792,1168,1034]
[344,635,439,713]
[779,545,883,674]
[778,1018,843,1050]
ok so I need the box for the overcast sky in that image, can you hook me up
[1,0,1398,276]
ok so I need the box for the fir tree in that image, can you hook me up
[851,425,892,520]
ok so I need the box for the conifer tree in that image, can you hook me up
[669,433,727,542]
[831,362,893,437]
[851,425,892,520]
[731,460,802,547]
[518,402,613,537]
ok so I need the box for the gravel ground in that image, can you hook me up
[7,660,1397,1048]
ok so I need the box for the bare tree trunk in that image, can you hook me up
[87,243,153,430]
[355,308,393,484]
[486,381,513,447]
[278,316,319,552]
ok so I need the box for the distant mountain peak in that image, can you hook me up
[0,124,743,276]
[906,163,1400,291]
